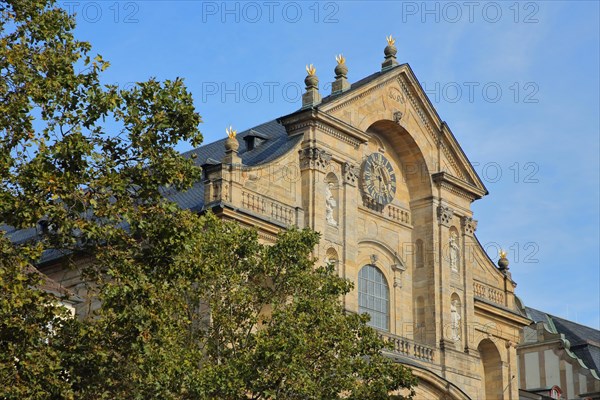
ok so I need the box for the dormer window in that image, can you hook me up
[243,130,268,151]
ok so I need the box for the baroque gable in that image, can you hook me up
[318,64,487,200]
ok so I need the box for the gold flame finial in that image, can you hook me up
[499,249,507,259]
[335,54,346,65]
[306,64,316,76]
[386,35,395,46]
[226,125,237,139]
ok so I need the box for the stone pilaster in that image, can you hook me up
[298,145,332,250]
[437,204,457,354]
[460,216,477,352]
[340,160,359,311]
[505,340,519,400]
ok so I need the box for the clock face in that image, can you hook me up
[361,153,397,205]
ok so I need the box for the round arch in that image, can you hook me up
[358,239,406,270]
[365,120,434,202]
[477,338,503,399]
[408,364,472,400]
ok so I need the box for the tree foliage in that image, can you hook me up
[0,0,416,398]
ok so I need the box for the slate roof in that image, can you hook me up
[163,118,299,212]
[526,306,600,372]
[2,225,38,245]
[2,118,300,263]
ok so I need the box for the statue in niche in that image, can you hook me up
[451,299,461,341]
[325,182,337,226]
[449,232,459,272]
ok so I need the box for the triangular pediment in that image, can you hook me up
[318,64,487,198]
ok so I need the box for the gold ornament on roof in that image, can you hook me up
[226,126,237,138]
[306,64,316,76]
[335,54,346,65]
[386,35,395,46]
[499,249,507,259]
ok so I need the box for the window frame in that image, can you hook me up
[358,264,390,331]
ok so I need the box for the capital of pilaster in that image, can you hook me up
[342,161,359,186]
[437,205,454,227]
[299,147,332,171]
[461,216,478,236]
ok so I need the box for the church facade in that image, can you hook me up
[36,39,534,399]
[178,39,532,399]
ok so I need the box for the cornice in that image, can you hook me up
[474,297,532,328]
[279,108,370,148]
[203,202,292,233]
[440,122,488,194]
[432,171,487,201]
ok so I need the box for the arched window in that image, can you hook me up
[358,265,390,331]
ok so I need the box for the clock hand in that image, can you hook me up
[373,165,382,191]
[381,169,389,185]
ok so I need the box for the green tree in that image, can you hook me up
[56,212,416,399]
[0,1,416,398]
[1,0,201,397]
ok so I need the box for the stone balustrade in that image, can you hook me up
[387,204,411,225]
[269,201,295,225]
[378,331,435,363]
[241,190,265,214]
[241,190,296,226]
[473,281,505,305]
[361,201,411,226]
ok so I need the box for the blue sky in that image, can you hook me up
[64,1,599,328]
